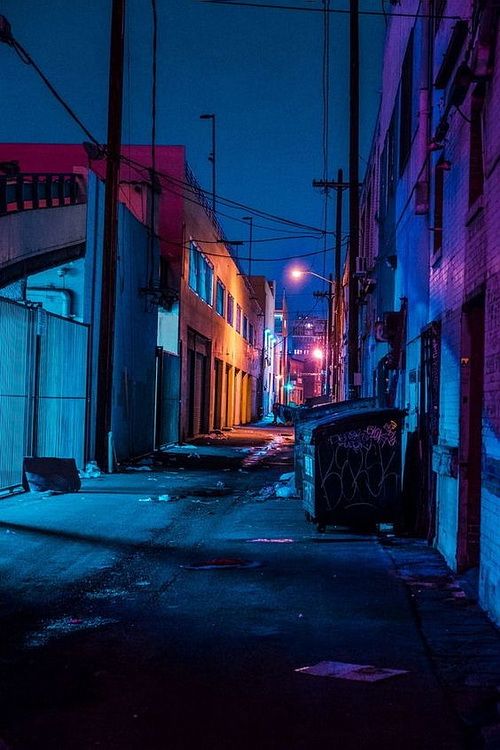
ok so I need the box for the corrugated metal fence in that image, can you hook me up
[0,297,88,491]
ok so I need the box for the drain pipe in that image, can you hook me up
[107,431,114,473]
[415,0,432,215]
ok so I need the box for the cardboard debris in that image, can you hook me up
[248,538,295,544]
[295,660,409,682]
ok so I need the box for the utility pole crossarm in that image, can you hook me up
[312,179,355,190]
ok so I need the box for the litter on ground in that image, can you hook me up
[295,660,409,682]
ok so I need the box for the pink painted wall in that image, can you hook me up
[0,143,186,265]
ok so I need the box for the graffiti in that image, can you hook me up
[317,421,399,511]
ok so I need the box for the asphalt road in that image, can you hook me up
[0,427,468,749]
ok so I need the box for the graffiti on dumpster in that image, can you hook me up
[318,421,399,510]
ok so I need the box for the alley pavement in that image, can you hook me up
[0,423,499,749]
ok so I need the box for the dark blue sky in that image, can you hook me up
[0,0,385,317]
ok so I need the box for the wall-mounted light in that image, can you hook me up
[428,140,445,152]
[436,159,452,171]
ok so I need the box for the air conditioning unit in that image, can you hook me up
[354,256,367,277]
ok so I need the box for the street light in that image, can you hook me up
[200,113,216,215]
[242,216,253,276]
[290,268,335,286]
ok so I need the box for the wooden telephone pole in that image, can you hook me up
[95,0,125,470]
[348,0,360,399]
[312,170,347,400]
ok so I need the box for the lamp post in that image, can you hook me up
[242,216,253,276]
[290,268,335,399]
[200,113,216,215]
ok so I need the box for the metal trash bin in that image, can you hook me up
[294,398,376,502]
[300,406,404,531]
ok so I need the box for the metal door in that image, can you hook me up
[419,321,441,540]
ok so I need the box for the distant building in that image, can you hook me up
[290,314,326,400]
[273,294,289,404]
[287,356,304,405]
[248,276,278,417]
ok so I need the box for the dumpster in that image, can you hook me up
[294,398,376,501]
[300,407,404,531]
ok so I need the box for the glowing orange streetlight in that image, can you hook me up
[290,268,334,285]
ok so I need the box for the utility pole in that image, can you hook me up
[349,0,360,399]
[313,279,334,397]
[95,0,125,471]
[312,170,347,400]
[334,168,343,401]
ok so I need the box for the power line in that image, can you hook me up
[158,235,348,262]
[1,15,343,246]
[200,0,468,21]
[120,151,332,234]
[0,20,330,240]
[321,0,331,281]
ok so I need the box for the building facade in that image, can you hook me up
[290,314,327,400]
[354,0,500,624]
[0,143,271,476]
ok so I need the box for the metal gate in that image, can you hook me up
[420,321,441,539]
[0,297,88,491]
[155,347,180,447]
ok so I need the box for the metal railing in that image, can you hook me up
[0,172,85,216]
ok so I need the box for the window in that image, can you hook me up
[216,279,225,317]
[433,160,444,255]
[188,241,213,305]
[469,85,485,207]
[242,315,248,341]
[249,322,254,347]
[236,304,242,333]
[227,293,234,326]
[399,32,414,174]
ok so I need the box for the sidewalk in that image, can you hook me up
[381,535,500,749]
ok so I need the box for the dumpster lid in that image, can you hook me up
[307,407,405,444]
[294,398,377,436]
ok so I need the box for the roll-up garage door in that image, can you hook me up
[187,329,210,437]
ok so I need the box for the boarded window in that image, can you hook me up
[433,161,444,255]
[227,293,234,325]
[399,32,414,174]
[469,86,485,207]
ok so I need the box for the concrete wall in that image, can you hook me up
[83,173,160,462]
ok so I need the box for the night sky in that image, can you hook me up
[0,0,385,317]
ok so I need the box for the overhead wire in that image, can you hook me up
[3,11,356,279]
[320,0,330,281]
[119,151,332,234]
[148,0,158,287]
[154,234,348,262]
[200,0,469,21]
[1,22,330,241]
